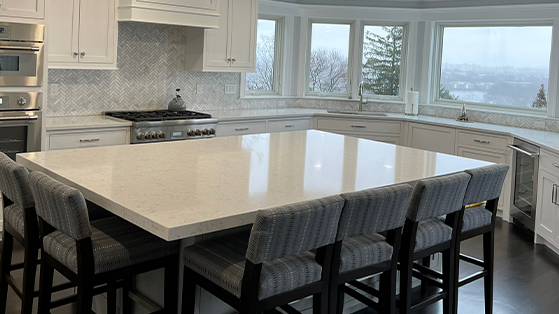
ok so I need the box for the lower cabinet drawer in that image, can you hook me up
[49,129,128,150]
[268,119,310,133]
[216,121,267,137]
[540,149,559,174]
[457,130,509,152]
[317,118,401,134]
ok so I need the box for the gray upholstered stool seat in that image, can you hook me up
[339,233,393,273]
[414,218,453,252]
[461,206,492,232]
[184,233,322,300]
[3,204,25,237]
[42,216,178,274]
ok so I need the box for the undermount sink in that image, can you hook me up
[327,110,388,117]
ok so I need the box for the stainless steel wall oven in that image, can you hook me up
[0,22,44,87]
[0,92,42,160]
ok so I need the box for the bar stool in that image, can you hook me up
[181,196,345,314]
[329,183,413,314]
[398,172,471,314]
[28,171,180,314]
[0,153,80,314]
[453,164,509,314]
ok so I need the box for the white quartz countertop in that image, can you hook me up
[46,115,133,131]
[17,130,490,241]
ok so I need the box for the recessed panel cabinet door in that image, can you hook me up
[536,169,559,245]
[229,0,256,70]
[48,0,80,63]
[0,0,45,18]
[203,0,231,69]
[78,0,116,64]
[407,123,456,155]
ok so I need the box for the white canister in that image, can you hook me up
[406,91,419,115]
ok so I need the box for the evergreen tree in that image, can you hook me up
[532,84,547,109]
[362,27,402,96]
[440,84,459,100]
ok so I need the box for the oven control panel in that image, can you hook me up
[132,124,217,143]
[0,92,42,111]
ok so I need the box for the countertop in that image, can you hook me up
[17,130,490,241]
[46,109,559,152]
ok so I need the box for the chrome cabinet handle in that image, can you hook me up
[235,128,249,131]
[553,163,559,169]
[80,138,100,142]
[474,139,490,144]
[351,125,366,129]
[553,184,558,205]
[285,125,294,128]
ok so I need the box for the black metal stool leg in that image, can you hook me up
[0,229,13,314]
[483,231,494,314]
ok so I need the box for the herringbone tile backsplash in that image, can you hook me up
[48,22,559,132]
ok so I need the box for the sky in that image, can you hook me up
[257,19,276,38]
[311,23,351,57]
[442,26,553,69]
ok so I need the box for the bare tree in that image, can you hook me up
[309,47,348,94]
[246,34,275,92]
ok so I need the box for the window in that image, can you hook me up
[307,22,352,96]
[437,25,553,111]
[361,25,405,97]
[245,18,283,95]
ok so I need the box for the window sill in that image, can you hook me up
[429,101,549,118]
[302,96,405,104]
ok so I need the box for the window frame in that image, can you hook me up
[358,21,409,101]
[305,19,356,98]
[242,15,285,97]
[431,21,555,115]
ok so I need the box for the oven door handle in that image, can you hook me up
[507,145,540,158]
[0,115,39,121]
[0,46,40,52]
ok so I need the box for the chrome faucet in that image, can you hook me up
[358,82,364,112]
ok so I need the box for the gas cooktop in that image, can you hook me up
[104,110,212,122]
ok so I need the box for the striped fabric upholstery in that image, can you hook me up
[406,172,471,222]
[246,195,344,264]
[28,172,92,241]
[4,204,25,236]
[415,218,453,251]
[337,184,413,241]
[184,233,322,300]
[462,206,492,232]
[42,216,178,274]
[463,164,509,205]
[339,233,393,273]
[0,153,34,208]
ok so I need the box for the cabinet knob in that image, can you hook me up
[73,52,79,56]
[231,58,236,64]
[80,52,86,56]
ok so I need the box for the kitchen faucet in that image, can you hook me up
[358,82,365,112]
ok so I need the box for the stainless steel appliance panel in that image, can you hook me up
[0,23,44,87]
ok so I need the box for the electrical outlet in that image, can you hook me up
[534,121,546,130]
[427,108,436,116]
[225,84,237,94]
[278,100,287,108]
[50,84,59,97]
[196,84,205,95]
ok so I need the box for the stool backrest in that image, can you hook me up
[406,172,471,222]
[28,172,92,240]
[337,183,413,241]
[463,164,509,205]
[0,153,34,208]
[246,195,344,264]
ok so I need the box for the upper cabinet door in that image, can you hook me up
[203,0,231,69]
[48,0,80,64]
[0,0,45,19]
[228,0,256,70]
[78,0,116,64]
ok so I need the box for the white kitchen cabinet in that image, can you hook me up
[48,0,117,69]
[216,121,267,137]
[315,117,403,144]
[536,168,559,245]
[0,0,44,19]
[457,147,510,211]
[118,0,219,28]
[268,118,311,133]
[185,0,257,72]
[48,127,129,150]
[407,123,455,155]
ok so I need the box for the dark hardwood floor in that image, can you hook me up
[356,218,559,314]
[2,218,559,314]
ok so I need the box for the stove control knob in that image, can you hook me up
[202,128,209,135]
[17,97,27,106]
[158,131,165,139]
[187,129,196,136]
[137,133,145,140]
[209,128,216,135]
[195,129,202,136]
[144,132,151,140]
[151,132,157,139]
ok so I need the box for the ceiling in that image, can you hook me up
[270,0,559,9]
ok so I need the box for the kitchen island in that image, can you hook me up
[16,130,491,313]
